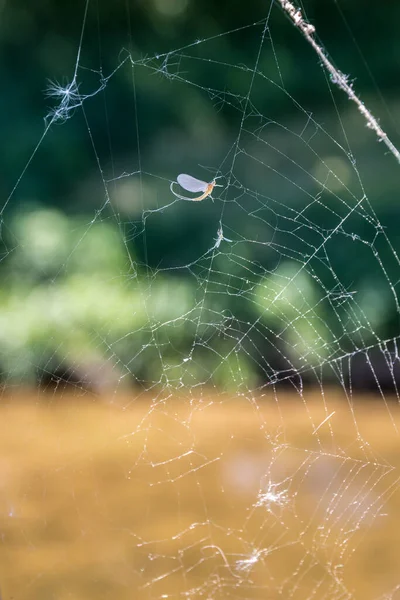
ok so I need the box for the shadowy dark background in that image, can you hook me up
[1,0,400,393]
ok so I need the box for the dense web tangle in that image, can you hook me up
[2,1,400,599]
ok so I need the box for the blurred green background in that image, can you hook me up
[1,0,400,392]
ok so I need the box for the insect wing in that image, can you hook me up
[177,174,208,193]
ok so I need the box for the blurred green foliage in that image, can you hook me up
[0,205,394,390]
[0,210,260,388]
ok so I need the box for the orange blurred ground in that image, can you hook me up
[0,388,400,600]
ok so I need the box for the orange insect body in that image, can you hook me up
[192,180,216,201]
[170,174,222,201]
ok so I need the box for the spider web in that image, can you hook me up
[2,1,400,599]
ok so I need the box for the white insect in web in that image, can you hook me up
[235,548,267,572]
[213,226,232,249]
[255,480,291,513]
[45,79,82,125]
[170,173,223,201]
[45,77,106,125]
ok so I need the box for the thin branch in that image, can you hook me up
[277,0,400,165]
